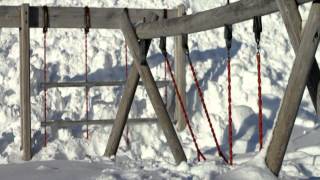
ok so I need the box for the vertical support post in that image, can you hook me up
[20,4,31,161]
[174,4,187,131]
[265,2,320,176]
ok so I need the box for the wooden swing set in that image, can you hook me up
[0,0,319,176]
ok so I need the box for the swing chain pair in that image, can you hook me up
[159,32,206,162]
[179,31,228,163]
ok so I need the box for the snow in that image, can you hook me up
[0,0,319,179]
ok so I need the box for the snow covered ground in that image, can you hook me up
[0,0,319,179]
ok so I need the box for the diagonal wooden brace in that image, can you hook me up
[266,1,320,176]
[275,0,320,115]
[104,9,187,164]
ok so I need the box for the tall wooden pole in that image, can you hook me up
[174,4,187,131]
[20,3,31,161]
[265,2,320,176]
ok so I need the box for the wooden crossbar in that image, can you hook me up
[41,80,170,88]
[41,118,158,127]
[0,6,177,28]
[135,0,312,39]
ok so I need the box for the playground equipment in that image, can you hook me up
[0,0,319,176]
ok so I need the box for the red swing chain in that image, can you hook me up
[185,50,228,163]
[43,6,49,147]
[84,6,90,139]
[227,50,233,165]
[256,50,263,150]
[253,16,263,150]
[225,22,233,165]
[160,33,205,161]
[163,52,206,161]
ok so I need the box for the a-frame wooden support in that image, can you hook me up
[275,0,320,115]
[104,9,187,164]
[266,1,320,176]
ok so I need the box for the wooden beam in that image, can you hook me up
[135,0,312,39]
[41,118,158,127]
[106,9,187,164]
[0,0,312,31]
[274,0,320,115]
[41,80,170,88]
[0,6,177,28]
[174,5,187,131]
[20,4,31,161]
[265,2,320,176]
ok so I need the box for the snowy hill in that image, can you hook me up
[0,0,319,179]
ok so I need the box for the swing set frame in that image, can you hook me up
[0,0,319,176]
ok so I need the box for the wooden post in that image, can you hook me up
[105,9,187,164]
[174,5,187,131]
[275,0,320,115]
[20,4,31,161]
[265,2,320,176]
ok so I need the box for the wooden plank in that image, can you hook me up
[0,0,312,30]
[274,0,320,115]
[174,4,187,132]
[0,6,177,28]
[265,2,320,176]
[20,4,31,161]
[41,80,170,88]
[135,0,312,39]
[41,118,158,127]
[106,9,187,164]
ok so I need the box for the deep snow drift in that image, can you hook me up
[0,0,319,179]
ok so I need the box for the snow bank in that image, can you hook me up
[0,0,319,179]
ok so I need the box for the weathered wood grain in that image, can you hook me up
[106,9,187,164]
[41,80,170,88]
[0,6,177,28]
[20,4,31,161]
[174,4,187,132]
[265,2,320,176]
[135,0,312,39]
[41,118,158,127]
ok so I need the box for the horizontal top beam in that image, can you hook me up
[0,6,177,28]
[135,0,312,39]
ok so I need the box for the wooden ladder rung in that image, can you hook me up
[41,118,158,127]
[40,80,170,88]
